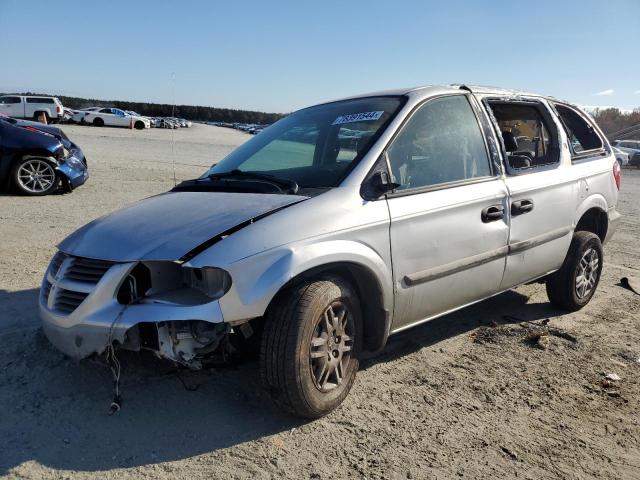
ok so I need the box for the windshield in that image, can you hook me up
[203,96,404,190]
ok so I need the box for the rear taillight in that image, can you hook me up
[56,105,62,114]
[613,161,621,191]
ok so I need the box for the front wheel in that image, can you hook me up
[546,231,603,311]
[93,117,104,127]
[260,277,361,418]
[13,157,58,195]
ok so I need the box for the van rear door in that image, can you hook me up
[482,97,577,289]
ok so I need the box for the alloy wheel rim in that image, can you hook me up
[575,247,599,299]
[309,302,354,392]
[17,159,55,193]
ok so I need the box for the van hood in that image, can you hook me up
[58,191,308,262]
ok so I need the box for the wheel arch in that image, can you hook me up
[211,241,394,353]
[574,194,608,243]
[266,261,391,353]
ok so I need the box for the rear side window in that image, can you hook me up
[553,104,603,155]
[487,101,558,171]
[386,95,492,191]
[26,97,54,104]
[0,96,21,104]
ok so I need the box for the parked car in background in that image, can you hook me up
[612,147,629,166]
[70,107,103,123]
[0,95,65,123]
[611,139,640,164]
[74,108,150,129]
[0,115,88,195]
[39,85,620,418]
[158,117,178,129]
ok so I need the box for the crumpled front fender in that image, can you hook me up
[187,239,393,324]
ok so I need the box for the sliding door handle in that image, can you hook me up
[511,199,534,215]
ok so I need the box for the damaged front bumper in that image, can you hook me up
[56,147,88,191]
[39,259,225,361]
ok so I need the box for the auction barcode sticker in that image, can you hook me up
[332,111,384,125]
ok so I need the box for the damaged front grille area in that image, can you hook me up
[65,257,114,282]
[42,251,116,315]
[53,288,90,314]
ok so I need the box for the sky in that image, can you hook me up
[1,0,639,113]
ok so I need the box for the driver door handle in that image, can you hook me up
[511,199,534,215]
[481,204,505,223]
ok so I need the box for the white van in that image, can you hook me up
[0,95,64,122]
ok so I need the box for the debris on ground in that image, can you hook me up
[600,372,627,400]
[472,318,577,349]
[620,276,640,295]
[501,446,518,460]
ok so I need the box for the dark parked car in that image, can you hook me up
[0,115,88,195]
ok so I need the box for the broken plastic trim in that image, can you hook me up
[178,200,307,263]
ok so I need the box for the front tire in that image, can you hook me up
[12,156,58,196]
[260,277,362,418]
[93,117,104,127]
[134,120,145,130]
[546,231,603,311]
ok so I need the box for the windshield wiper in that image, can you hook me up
[205,169,299,194]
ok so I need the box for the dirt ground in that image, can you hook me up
[1,124,639,479]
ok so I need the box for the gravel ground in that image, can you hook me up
[1,124,639,479]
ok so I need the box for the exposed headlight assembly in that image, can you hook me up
[183,266,232,300]
[117,262,231,305]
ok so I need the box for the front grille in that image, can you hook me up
[54,288,90,314]
[50,251,65,276]
[42,252,116,315]
[41,279,52,303]
[65,257,114,283]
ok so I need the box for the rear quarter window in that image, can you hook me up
[553,104,604,157]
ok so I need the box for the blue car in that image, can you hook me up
[0,116,88,195]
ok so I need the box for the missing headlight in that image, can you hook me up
[184,266,232,299]
[117,263,151,304]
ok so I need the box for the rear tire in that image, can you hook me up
[546,231,603,311]
[260,277,362,418]
[93,117,104,127]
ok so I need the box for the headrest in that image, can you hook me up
[502,131,518,152]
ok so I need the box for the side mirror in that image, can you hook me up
[361,170,399,200]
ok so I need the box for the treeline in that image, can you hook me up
[10,92,284,124]
[590,108,640,138]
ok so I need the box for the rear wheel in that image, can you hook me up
[260,277,361,418]
[13,157,58,195]
[546,231,603,311]
[93,117,104,127]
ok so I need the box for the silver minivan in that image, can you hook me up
[40,85,621,417]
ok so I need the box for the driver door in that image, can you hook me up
[386,94,510,331]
